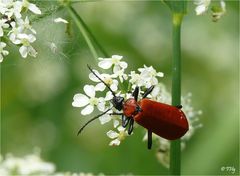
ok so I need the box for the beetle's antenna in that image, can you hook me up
[87,65,116,97]
[77,108,112,135]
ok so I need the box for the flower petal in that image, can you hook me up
[99,114,111,124]
[113,120,119,128]
[28,34,36,43]
[54,18,68,24]
[151,86,160,98]
[84,85,95,98]
[107,130,119,139]
[0,28,3,37]
[19,46,28,58]
[95,82,105,91]
[110,83,118,92]
[28,3,41,14]
[97,99,105,112]
[109,139,121,146]
[105,91,114,101]
[72,93,89,107]
[81,105,94,115]
[0,55,3,63]
[89,72,100,82]
[113,65,121,73]
[195,5,207,15]
[157,72,164,77]
[151,77,158,85]
[117,126,125,132]
[119,61,128,69]
[111,55,122,60]
[98,59,112,69]
[28,46,37,57]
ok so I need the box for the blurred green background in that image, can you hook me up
[1,1,239,175]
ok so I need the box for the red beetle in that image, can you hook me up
[78,65,189,149]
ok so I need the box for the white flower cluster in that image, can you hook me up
[72,55,166,146]
[0,0,41,62]
[0,151,100,176]
[194,0,226,22]
[0,152,55,175]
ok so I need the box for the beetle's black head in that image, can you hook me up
[111,96,124,111]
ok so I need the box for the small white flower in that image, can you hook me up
[15,33,37,58]
[0,19,9,37]
[3,1,22,19]
[194,0,211,15]
[21,0,41,15]
[72,85,105,115]
[107,126,128,146]
[98,55,128,73]
[138,65,164,88]
[211,0,226,22]
[89,70,119,92]
[8,21,21,43]
[113,69,128,83]
[0,42,9,62]
[129,71,143,87]
[54,17,68,24]
[17,16,36,34]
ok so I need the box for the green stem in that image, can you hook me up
[67,6,98,59]
[76,13,109,57]
[170,13,183,175]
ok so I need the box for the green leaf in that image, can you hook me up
[164,0,188,14]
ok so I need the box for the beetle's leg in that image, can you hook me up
[142,86,155,98]
[122,115,130,128]
[128,118,134,135]
[175,105,182,109]
[147,130,152,150]
[132,86,139,101]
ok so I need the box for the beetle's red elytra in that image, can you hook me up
[123,98,188,140]
[134,99,189,140]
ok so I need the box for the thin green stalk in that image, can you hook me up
[78,17,109,57]
[67,6,98,59]
[170,13,183,175]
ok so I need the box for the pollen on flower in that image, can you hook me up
[118,130,127,141]
[107,126,128,146]
[89,97,99,106]
[104,77,113,85]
